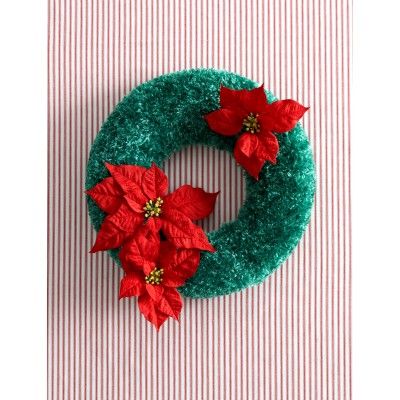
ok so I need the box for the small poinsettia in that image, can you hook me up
[119,227,200,329]
[204,85,309,179]
[87,162,218,253]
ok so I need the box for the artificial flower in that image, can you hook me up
[118,228,200,329]
[204,85,309,179]
[87,163,218,253]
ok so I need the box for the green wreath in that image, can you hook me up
[86,68,315,299]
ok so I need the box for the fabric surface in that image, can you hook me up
[48,0,352,399]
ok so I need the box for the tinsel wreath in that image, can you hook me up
[86,68,315,298]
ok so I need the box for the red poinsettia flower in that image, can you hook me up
[87,163,218,253]
[119,228,200,329]
[204,85,309,179]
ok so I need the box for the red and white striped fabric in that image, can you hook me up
[48,0,352,399]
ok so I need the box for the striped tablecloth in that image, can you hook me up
[48,1,352,399]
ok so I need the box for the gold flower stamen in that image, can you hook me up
[144,267,164,285]
[242,112,261,133]
[143,197,164,218]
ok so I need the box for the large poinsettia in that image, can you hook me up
[204,85,309,179]
[119,227,200,329]
[87,163,218,253]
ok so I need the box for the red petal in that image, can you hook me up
[119,272,145,299]
[220,85,268,114]
[159,242,200,285]
[204,108,245,136]
[220,86,243,108]
[86,177,122,214]
[105,163,147,194]
[257,130,280,164]
[124,192,147,213]
[236,131,279,179]
[90,216,130,253]
[260,100,309,133]
[161,209,215,252]
[141,163,168,199]
[90,204,140,252]
[158,272,186,288]
[146,284,164,302]
[137,293,170,330]
[164,185,219,221]
[119,227,160,273]
[233,133,269,180]
[157,287,183,320]
[145,217,163,233]
[107,203,142,232]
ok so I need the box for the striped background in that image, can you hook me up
[48,0,352,399]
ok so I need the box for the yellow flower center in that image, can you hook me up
[242,113,260,133]
[143,197,163,218]
[144,267,164,285]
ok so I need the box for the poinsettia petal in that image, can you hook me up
[145,217,163,233]
[90,203,141,253]
[260,100,309,133]
[124,193,147,213]
[90,216,130,253]
[107,203,142,232]
[235,132,259,157]
[164,185,219,221]
[119,272,145,299]
[219,85,243,109]
[141,163,168,199]
[159,242,200,285]
[86,177,122,214]
[106,163,146,184]
[204,107,245,136]
[146,284,164,302]
[105,162,147,194]
[242,84,269,113]
[138,293,170,330]
[233,133,266,180]
[220,85,268,114]
[159,272,187,288]
[171,249,200,280]
[257,131,280,164]
[161,209,215,252]
[119,227,160,273]
[157,287,183,320]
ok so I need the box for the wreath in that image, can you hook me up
[86,69,315,329]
